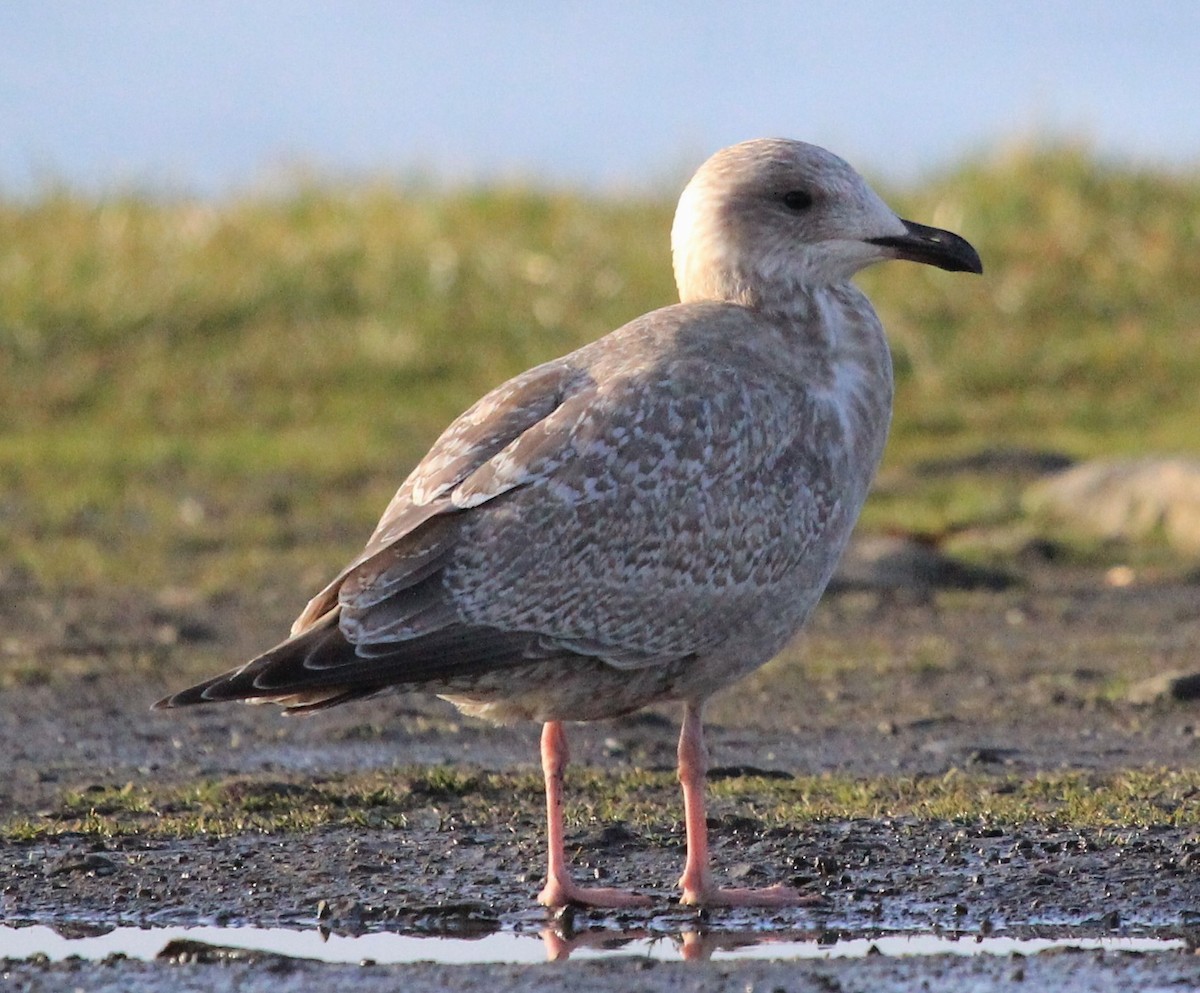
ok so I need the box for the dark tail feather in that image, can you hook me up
[153,608,542,713]
[152,612,363,711]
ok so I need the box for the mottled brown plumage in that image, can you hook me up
[157,138,981,907]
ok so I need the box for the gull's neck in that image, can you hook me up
[678,268,853,329]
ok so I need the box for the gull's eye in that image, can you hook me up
[782,190,813,211]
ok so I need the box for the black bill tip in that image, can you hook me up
[869,218,983,275]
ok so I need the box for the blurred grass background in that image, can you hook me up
[3,142,1199,601]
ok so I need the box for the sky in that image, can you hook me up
[2,2,1197,197]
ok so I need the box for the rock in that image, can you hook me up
[157,938,302,966]
[1126,670,1200,705]
[1023,457,1200,555]
[1170,672,1200,700]
[45,853,120,878]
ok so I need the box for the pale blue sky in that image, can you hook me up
[2,2,1196,195]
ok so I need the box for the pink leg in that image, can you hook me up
[536,721,652,909]
[676,700,813,907]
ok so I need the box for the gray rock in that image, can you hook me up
[1023,457,1200,555]
[1125,669,1200,705]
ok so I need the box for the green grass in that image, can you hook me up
[6,767,1198,842]
[4,141,1200,594]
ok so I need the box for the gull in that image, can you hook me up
[156,138,981,908]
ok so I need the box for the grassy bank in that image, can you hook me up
[3,142,1199,595]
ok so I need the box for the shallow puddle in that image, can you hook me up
[0,924,1185,964]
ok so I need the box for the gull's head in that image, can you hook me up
[671,138,982,307]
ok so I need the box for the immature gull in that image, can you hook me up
[156,139,982,908]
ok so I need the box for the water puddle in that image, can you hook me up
[0,924,1186,964]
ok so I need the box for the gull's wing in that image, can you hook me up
[156,305,846,711]
[288,359,589,634]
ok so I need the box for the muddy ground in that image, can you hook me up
[2,563,1199,990]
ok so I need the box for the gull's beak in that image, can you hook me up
[869,219,983,274]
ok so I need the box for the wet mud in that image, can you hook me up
[2,566,1200,990]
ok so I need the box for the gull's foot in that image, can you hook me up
[538,877,654,909]
[541,925,653,961]
[678,882,822,908]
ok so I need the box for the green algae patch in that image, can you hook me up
[6,766,1198,843]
